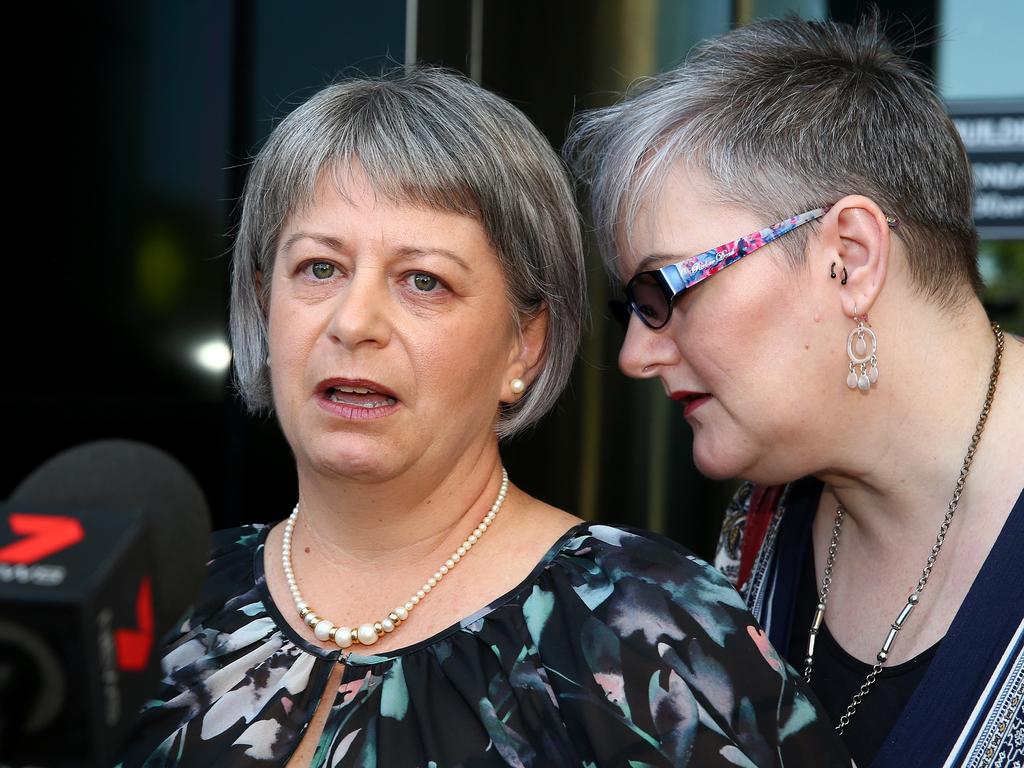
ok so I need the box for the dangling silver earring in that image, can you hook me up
[846,312,878,392]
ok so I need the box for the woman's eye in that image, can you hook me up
[410,273,439,292]
[310,262,335,280]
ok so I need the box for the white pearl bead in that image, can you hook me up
[396,606,409,620]
[334,627,353,648]
[445,559,454,569]
[411,595,420,605]
[297,601,308,613]
[314,619,333,641]
[440,565,449,575]
[457,546,466,556]
[357,624,378,645]
[423,583,432,593]
[381,618,395,632]
[404,601,414,611]
[305,613,319,627]
[452,553,461,563]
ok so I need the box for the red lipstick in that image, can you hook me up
[671,390,713,418]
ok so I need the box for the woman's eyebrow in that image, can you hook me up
[279,232,346,255]
[634,251,688,272]
[393,245,471,271]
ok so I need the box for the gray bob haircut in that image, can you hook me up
[230,67,586,439]
[566,15,981,303]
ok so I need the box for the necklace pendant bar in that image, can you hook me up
[881,626,900,655]
[894,599,915,627]
[811,604,826,632]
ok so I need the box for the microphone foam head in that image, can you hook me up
[11,440,211,634]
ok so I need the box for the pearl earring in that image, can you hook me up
[846,313,878,392]
[510,378,525,395]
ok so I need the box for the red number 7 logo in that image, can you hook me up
[0,514,85,564]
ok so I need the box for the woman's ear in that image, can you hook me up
[818,195,891,317]
[501,305,549,403]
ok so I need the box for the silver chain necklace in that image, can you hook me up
[804,323,1004,735]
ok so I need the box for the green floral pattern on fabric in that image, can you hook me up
[117,523,851,767]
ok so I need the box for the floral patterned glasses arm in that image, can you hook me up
[617,206,832,330]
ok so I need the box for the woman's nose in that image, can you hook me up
[618,314,680,379]
[325,271,393,349]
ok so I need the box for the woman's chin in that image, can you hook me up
[692,454,739,481]
[693,442,804,487]
[691,439,753,482]
[299,436,407,483]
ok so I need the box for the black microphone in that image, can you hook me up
[0,440,211,768]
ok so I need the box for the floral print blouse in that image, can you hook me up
[117,523,851,767]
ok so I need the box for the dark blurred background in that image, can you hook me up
[4,0,1021,559]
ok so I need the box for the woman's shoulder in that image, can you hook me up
[545,522,756,630]
[161,523,270,649]
[192,524,267,607]
[533,523,852,765]
[558,523,734,587]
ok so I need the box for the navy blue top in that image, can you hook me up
[763,480,1024,767]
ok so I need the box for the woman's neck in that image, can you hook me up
[292,441,506,569]
[815,299,1022,552]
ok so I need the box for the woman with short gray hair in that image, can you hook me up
[569,14,1023,767]
[118,68,848,766]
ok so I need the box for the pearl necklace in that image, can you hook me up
[804,323,1004,735]
[282,467,509,649]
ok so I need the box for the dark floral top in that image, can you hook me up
[117,523,851,767]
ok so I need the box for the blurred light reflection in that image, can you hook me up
[194,340,232,374]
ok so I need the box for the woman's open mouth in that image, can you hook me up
[316,379,401,420]
[671,390,713,418]
[326,385,397,409]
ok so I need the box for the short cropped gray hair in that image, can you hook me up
[566,15,981,303]
[230,68,586,439]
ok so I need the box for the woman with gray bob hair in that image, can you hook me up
[230,67,584,438]
[120,67,850,767]
[569,14,1023,768]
